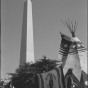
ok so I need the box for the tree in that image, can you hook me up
[9,56,61,88]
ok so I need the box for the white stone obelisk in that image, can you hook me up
[20,0,34,65]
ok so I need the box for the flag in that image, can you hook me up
[65,68,84,88]
[37,65,66,88]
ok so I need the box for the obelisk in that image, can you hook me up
[20,0,34,65]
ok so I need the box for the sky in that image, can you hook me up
[1,0,87,80]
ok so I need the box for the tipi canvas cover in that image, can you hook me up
[72,36,88,87]
[58,32,74,68]
[72,36,87,74]
[58,32,81,80]
[61,19,88,86]
[63,35,81,80]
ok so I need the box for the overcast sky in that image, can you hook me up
[1,0,87,80]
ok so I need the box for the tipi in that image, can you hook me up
[62,19,88,87]
[58,31,81,80]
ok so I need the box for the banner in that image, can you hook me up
[37,66,65,88]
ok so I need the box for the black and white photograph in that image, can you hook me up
[0,0,87,88]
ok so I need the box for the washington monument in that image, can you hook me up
[20,0,34,65]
